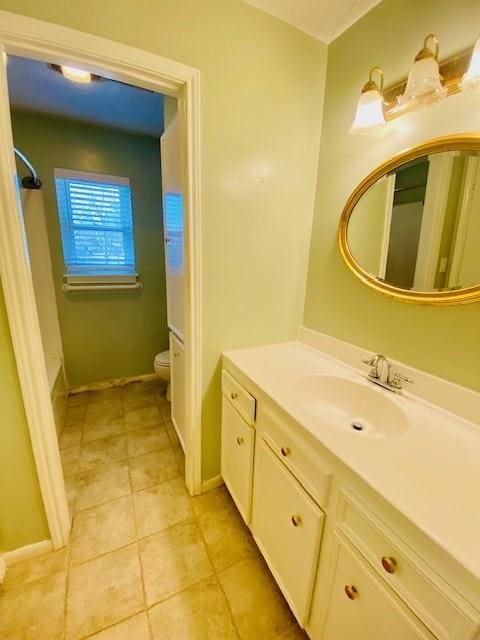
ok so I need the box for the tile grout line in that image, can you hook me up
[125,404,154,640]
[71,453,180,516]
[62,395,86,640]
[189,495,244,640]
[66,382,163,640]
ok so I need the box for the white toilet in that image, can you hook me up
[154,350,171,401]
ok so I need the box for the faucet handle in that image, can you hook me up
[361,355,381,380]
[390,372,414,390]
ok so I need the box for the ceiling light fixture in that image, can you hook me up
[349,66,385,135]
[460,35,480,91]
[60,65,92,84]
[398,34,446,108]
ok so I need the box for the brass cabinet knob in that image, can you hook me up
[281,446,290,457]
[344,585,358,600]
[230,392,238,400]
[174,352,180,357]
[381,556,397,574]
[236,436,244,446]
[291,514,302,527]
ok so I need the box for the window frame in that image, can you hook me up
[54,168,139,289]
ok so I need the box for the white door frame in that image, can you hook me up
[0,10,203,549]
[448,156,480,288]
[378,174,396,280]
[413,152,456,290]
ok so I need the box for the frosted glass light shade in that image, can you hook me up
[61,65,91,84]
[349,89,385,135]
[460,37,480,91]
[398,56,446,106]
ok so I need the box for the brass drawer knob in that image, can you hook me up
[344,585,358,600]
[281,446,290,457]
[291,514,302,527]
[236,436,244,446]
[381,556,397,574]
[230,392,238,400]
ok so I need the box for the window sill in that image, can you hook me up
[62,273,142,292]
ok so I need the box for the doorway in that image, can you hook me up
[0,11,202,549]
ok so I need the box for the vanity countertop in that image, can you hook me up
[223,341,480,581]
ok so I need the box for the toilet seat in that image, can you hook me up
[154,350,170,367]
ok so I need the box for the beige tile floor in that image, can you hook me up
[0,380,308,640]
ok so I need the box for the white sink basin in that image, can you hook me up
[293,375,409,438]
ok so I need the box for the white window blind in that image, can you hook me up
[54,169,136,276]
[164,192,184,270]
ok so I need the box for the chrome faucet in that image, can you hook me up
[361,354,414,393]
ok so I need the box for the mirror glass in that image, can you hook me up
[346,148,480,293]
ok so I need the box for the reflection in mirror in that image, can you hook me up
[347,150,480,292]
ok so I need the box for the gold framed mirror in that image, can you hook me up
[339,134,480,305]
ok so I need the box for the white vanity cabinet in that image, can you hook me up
[219,364,480,640]
[252,437,324,623]
[221,370,256,523]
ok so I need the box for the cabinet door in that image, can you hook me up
[322,540,436,640]
[161,113,184,339]
[252,437,324,625]
[221,396,254,523]
[170,331,185,449]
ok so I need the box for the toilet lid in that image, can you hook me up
[154,350,170,366]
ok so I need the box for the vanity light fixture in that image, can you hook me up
[349,66,386,135]
[351,33,478,133]
[398,34,446,108]
[460,35,480,91]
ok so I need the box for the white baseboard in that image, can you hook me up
[3,539,52,565]
[69,372,160,394]
[201,475,224,493]
[170,416,186,452]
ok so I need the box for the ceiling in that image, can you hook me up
[242,0,383,42]
[6,55,164,137]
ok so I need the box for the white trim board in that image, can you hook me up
[201,475,224,493]
[298,326,480,426]
[0,10,203,551]
[3,540,52,565]
[413,153,454,290]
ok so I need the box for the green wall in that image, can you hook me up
[304,0,480,393]
[0,284,48,551]
[0,0,327,549]
[11,111,168,387]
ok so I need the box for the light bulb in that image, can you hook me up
[61,65,92,84]
[349,66,386,135]
[460,36,480,91]
[398,34,446,107]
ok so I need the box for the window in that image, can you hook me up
[164,192,184,270]
[54,169,136,281]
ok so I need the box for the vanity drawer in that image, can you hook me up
[256,404,330,508]
[221,369,256,425]
[338,496,478,640]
